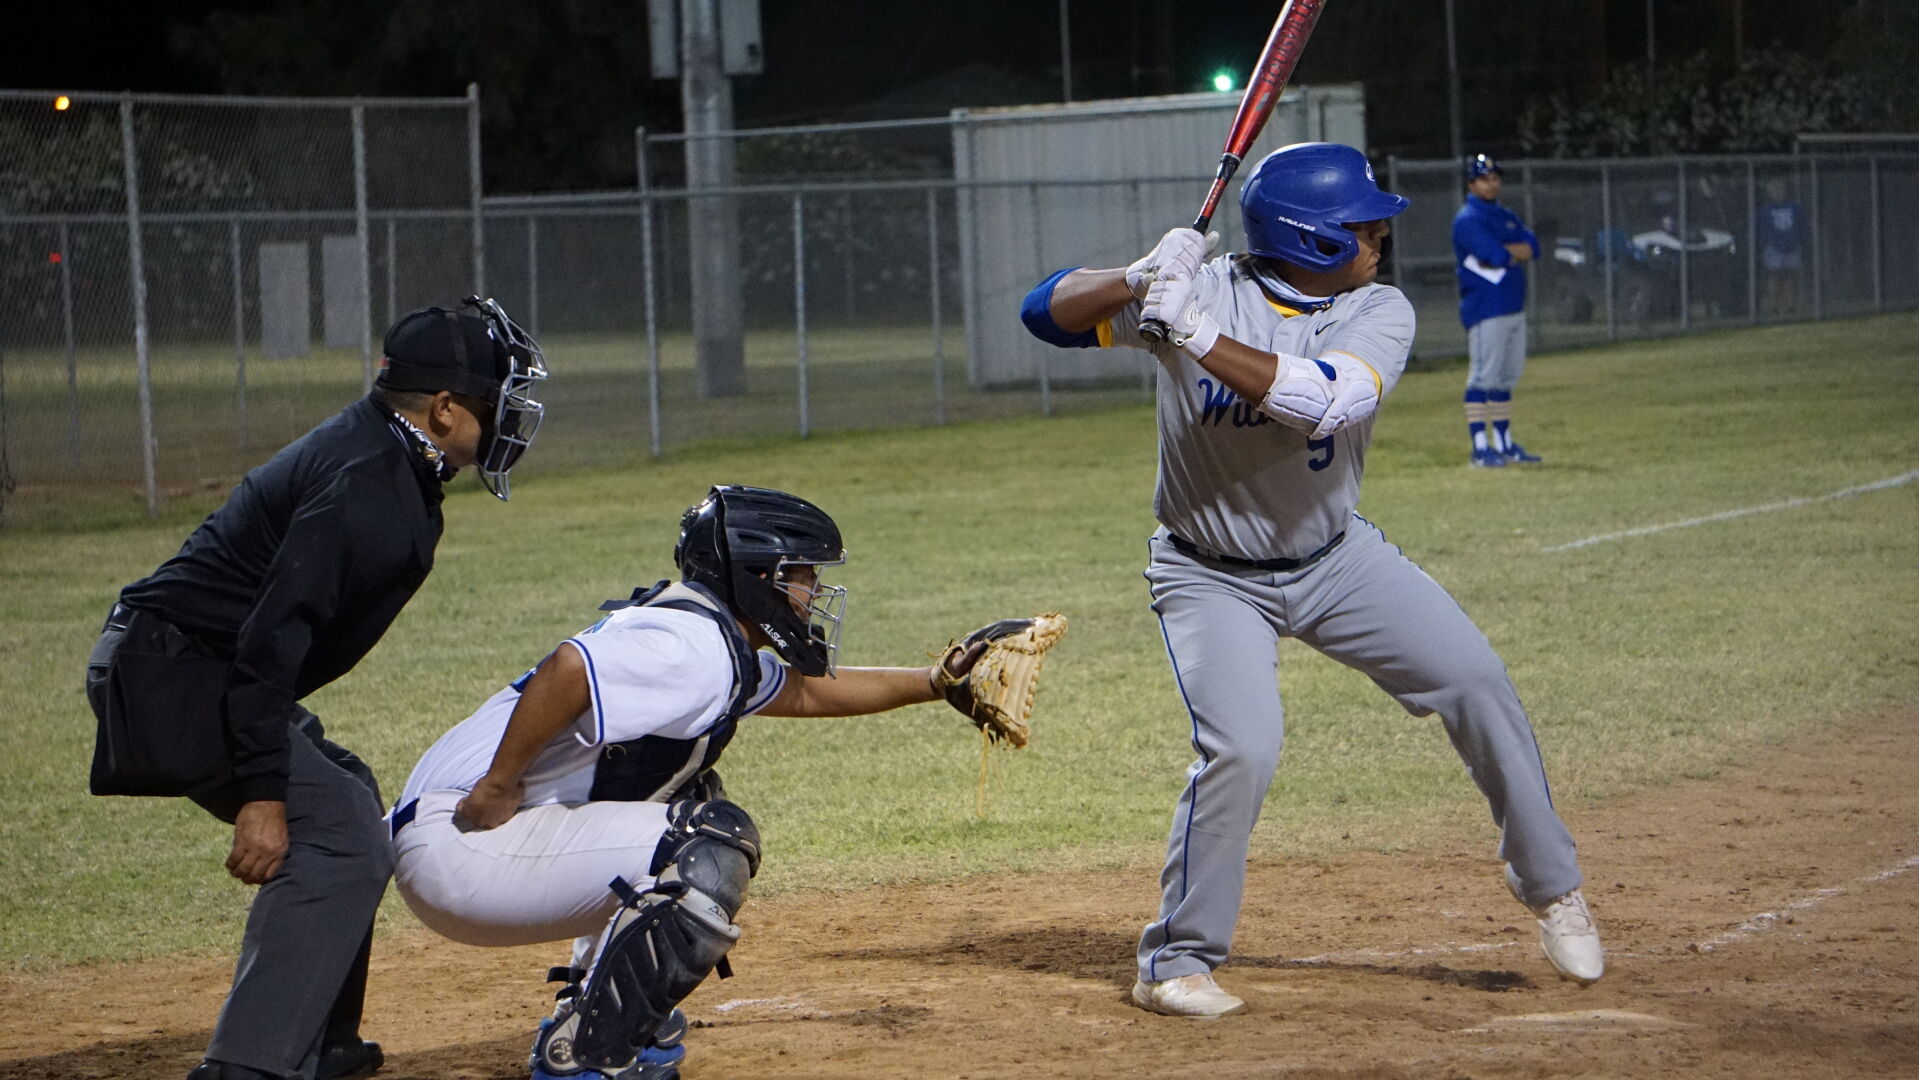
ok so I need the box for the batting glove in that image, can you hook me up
[1141,271,1220,361]
[1127,227,1221,299]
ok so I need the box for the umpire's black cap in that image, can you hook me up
[376,307,510,403]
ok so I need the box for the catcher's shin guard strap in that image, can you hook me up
[561,840,753,1071]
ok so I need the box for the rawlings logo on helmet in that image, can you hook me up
[1277,214,1318,233]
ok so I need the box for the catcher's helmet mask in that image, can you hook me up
[1239,142,1409,273]
[675,486,847,677]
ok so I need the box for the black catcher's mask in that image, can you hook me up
[376,295,549,500]
[674,485,847,677]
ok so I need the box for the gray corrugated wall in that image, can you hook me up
[954,86,1367,387]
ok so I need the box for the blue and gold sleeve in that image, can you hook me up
[1019,267,1101,348]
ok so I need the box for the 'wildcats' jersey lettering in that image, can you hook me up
[1197,378,1276,429]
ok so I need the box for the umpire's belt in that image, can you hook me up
[1166,530,1345,573]
[389,798,420,839]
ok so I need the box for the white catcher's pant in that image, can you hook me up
[393,790,672,966]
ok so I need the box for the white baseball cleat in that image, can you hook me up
[1131,972,1247,1018]
[1509,878,1605,986]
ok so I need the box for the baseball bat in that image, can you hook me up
[1139,0,1328,342]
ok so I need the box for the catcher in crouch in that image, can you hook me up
[388,485,1061,1080]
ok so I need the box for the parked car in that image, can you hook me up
[1548,223,1739,324]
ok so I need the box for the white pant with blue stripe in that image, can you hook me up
[1136,519,1582,981]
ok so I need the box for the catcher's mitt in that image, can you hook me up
[930,613,1068,748]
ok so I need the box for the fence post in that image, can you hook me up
[1870,156,1884,312]
[385,217,398,332]
[927,186,947,426]
[1601,162,1617,341]
[229,218,249,449]
[352,103,374,392]
[1133,178,1152,394]
[59,220,80,467]
[468,83,486,296]
[1746,159,1758,324]
[1029,182,1052,418]
[120,94,159,517]
[793,192,810,438]
[637,127,663,458]
[1522,160,1540,348]
[953,110,980,388]
[1676,158,1690,331]
[526,214,540,337]
[1809,155,1823,321]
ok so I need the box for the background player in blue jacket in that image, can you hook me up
[1454,155,1541,467]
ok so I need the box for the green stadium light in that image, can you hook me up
[1211,70,1236,93]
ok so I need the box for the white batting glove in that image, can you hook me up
[1258,354,1380,436]
[1141,270,1220,361]
[1126,227,1221,299]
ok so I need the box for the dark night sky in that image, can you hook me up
[3,1,1861,186]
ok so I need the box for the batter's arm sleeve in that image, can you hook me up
[224,467,411,803]
[1021,268,1101,348]
[1315,287,1416,398]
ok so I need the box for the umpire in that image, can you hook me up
[84,297,548,1080]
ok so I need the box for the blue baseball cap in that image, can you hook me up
[1467,154,1502,180]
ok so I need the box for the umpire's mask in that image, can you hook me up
[377,296,549,500]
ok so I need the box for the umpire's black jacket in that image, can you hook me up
[98,397,445,803]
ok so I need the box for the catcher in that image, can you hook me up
[387,485,1063,1080]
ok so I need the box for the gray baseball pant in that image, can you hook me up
[1135,518,1581,982]
[86,628,391,1079]
[1466,311,1527,393]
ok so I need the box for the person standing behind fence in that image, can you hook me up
[83,298,548,1080]
[1759,178,1806,318]
[1454,154,1541,467]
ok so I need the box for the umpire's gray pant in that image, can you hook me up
[1135,518,1582,983]
[87,627,391,1079]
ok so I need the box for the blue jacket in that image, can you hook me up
[1453,194,1538,328]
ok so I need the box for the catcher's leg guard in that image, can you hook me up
[532,800,760,1077]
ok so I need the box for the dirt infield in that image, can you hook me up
[5,717,1915,1080]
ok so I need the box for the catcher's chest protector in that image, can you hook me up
[587,581,761,803]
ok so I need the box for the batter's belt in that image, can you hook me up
[1165,530,1346,573]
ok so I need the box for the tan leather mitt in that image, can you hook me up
[929,613,1068,748]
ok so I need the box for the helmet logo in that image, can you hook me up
[1277,214,1317,233]
[1365,163,1375,182]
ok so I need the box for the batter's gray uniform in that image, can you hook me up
[1088,256,1582,983]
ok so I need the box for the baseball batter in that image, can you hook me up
[1020,142,1603,1018]
[389,486,1038,1080]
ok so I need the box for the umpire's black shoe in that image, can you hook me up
[187,1062,279,1080]
[316,1040,385,1080]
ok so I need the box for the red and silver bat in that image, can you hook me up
[1140,0,1329,342]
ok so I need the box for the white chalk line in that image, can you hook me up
[1689,852,1919,953]
[1541,469,1919,553]
[1288,853,1918,966]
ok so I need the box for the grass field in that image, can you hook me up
[2,312,1914,971]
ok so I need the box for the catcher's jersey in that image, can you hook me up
[398,604,787,809]
[1101,258,1416,561]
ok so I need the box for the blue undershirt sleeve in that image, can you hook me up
[1020,267,1101,348]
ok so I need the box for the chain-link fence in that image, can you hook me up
[7,87,1915,528]
[0,89,478,524]
[1386,153,1919,359]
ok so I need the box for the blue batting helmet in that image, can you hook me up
[1239,143,1409,273]
[1467,153,1502,180]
